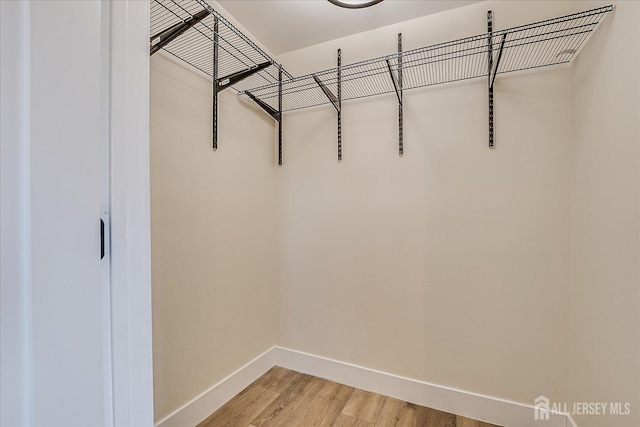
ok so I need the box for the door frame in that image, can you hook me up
[109,0,155,425]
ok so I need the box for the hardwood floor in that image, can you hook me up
[198,367,500,427]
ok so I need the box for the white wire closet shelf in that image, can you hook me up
[240,5,613,112]
[149,1,613,162]
[150,0,292,93]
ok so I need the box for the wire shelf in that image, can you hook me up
[150,0,292,93]
[240,5,613,112]
[150,2,612,159]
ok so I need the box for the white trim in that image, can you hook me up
[109,0,154,425]
[155,347,277,427]
[100,2,114,424]
[275,347,570,427]
[154,345,570,427]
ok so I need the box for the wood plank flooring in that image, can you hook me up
[198,367,500,427]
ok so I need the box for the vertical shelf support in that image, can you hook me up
[386,33,404,156]
[212,21,272,151]
[398,34,403,156]
[487,10,507,149]
[278,65,283,166]
[244,67,283,166]
[487,10,494,148]
[212,16,219,150]
[312,49,342,161]
[337,49,342,161]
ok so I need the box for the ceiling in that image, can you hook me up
[216,0,483,55]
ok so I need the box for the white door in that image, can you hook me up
[0,1,112,425]
[29,1,112,425]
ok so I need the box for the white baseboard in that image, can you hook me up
[155,347,276,427]
[275,347,570,427]
[155,345,571,427]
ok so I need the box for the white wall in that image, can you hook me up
[570,2,640,426]
[150,52,280,422]
[150,1,640,425]
[276,0,578,408]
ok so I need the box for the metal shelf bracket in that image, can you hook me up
[487,11,494,148]
[245,92,279,119]
[488,11,509,150]
[245,65,284,165]
[490,34,507,90]
[487,9,507,150]
[213,16,219,150]
[385,33,403,156]
[212,36,277,150]
[217,62,272,92]
[487,10,507,148]
[278,66,283,166]
[312,75,339,111]
[338,49,342,161]
[312,49,342,160]
[150,8,210,56]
